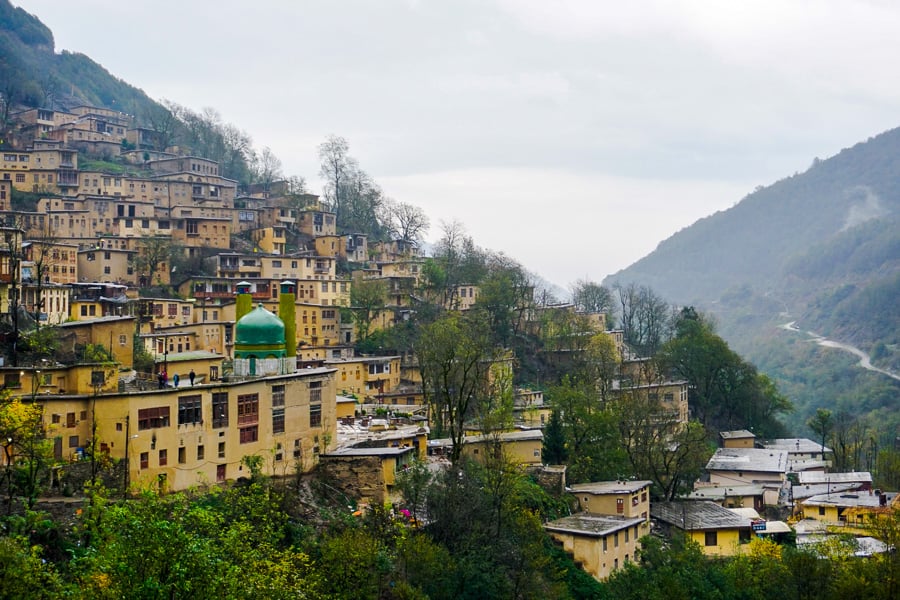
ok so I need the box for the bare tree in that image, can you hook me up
[571,279,615,319]
[614,282,671,356]
[0,224,24,366]
[144,100,182,152]
[318,135,351,221]
[22,222,60,329]
[250,146,283,196]
[383,198,429,244]
[133,236,174,288]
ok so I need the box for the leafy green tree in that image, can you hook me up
[472,254,532,348]
[547,376,627,483]
[542,408,567,465]
[415,312,496,462]
[614,394,712,500]
[605,533,731,600]
[1,392,52,513]
[807,408,834,458]
[347,278,387,347]
[0,534,64,599]
[658,307,791,435]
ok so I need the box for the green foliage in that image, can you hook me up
[415,311,497,460]
[349,278,387,346]
[657,307,791,437]
[70,483,326,599]
[82,343,114,364]
[542,408,567,465]
[607,128,900,444]
[0,534,64,599]
[17,326,59,361]
[547,376,628,483]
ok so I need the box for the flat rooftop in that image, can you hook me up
[652,501,751,531]
[544,513,645,538]
[706,448,788,474]
[570,480,653,495]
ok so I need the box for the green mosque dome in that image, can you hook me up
[235,304,286,346]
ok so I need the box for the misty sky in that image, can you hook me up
[14,0,900,290]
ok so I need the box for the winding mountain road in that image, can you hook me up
[780,321,900,382]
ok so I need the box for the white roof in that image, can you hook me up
[571,480,653,495]
[765,438,831,454]
[796,471,873,485]
[706,448,788,474]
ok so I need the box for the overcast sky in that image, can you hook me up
[14,0,900,291]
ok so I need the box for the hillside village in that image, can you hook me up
[0,98,898,593]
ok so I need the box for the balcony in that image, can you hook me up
[57,171,79,187]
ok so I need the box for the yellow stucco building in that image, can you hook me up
[7,367,338,492]
[545,513,645,580]
[651,501,753,556]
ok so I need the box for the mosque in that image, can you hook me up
[232,280,298,376]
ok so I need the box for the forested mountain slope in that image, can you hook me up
[0,0,162,118]
[606,127,900,432]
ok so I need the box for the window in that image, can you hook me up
[616,498,624,514]
[3,373,20,388]
[178,447,186,464]
[140,452,149,469]
[271,385,285,407]
[818,506,825,516]
[178,395,202,425]
[272,408,285,434]
[239,425,258,444]
[68,435,79,448]
[632,495,639,507]
[138,406,170,430]
[15,174,25,183]
[614,532,619,548]
[216,464,226,482]
[52,414,60,424]
[67,412,76,427]
[119,334,127,346]
[602,536,607,552]
[625,528,629,542]
[237,393,259,425]
[309,403,322,428]
[705,531,718,547]
[218,442,225,458]
[197,445,204,460]
[159,449,168,466]
[309,380,322,403]
[80,410,87,420]
[212,392,228,428]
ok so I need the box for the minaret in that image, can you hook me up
[235,281,253,322]
[279,280,297,360]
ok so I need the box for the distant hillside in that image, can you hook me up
[0,0,163,123]
[607,128,900,305]
[606,127,900,434]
